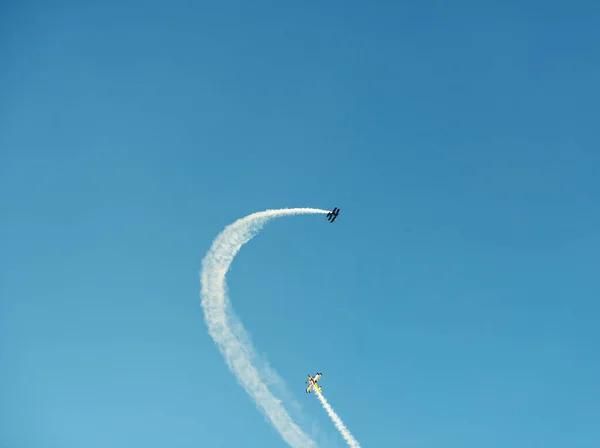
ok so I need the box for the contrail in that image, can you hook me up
[314,389,361,447]
[200,208,329,448]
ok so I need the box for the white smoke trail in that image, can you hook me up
[314,389,361,448]
[200,208,329,448]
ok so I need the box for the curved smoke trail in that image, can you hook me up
[200,208,328,447]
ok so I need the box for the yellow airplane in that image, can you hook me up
[305,372,323,393]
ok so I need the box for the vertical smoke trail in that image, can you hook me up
[314,389,361,448]
[200,208,329,448]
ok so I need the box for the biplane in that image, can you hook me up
[326,207,339,223]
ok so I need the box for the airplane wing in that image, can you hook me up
[313,373,322,382]
[305,383,314,393]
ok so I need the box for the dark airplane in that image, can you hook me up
[326,207,340,223]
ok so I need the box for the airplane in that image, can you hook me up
[326,207,340,223]
[305,372,323,393]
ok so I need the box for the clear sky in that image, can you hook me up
[2,1,599,447]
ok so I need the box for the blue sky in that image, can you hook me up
[2,0,599,446]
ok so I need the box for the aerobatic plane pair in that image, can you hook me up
[304,210,337,394]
